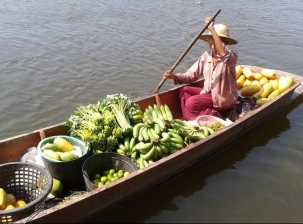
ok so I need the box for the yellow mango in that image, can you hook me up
[57,152,79,162]
[4,205,15,210]
[242,67,254,80]
[259,77,269,86]
[267,89,280,99]
[261,68,276,79]
[251,80,261,89]
[54,137,75,152]
[241,85,261,97]
[5,194,16,206]
[0,188,7,210]
[278,76,293,93]
[252,91,261,99]
[236,74,246,89]
[235,65,243,79]
[51,178,63,196]
[43,149,61,161]
[259,82,274,98]
[269,79,279,90]
[256,98,270,105]
[243,79,252,88]
[41,143,59,152]
[253,72,263,81]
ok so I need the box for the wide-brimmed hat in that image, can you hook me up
[200,24,238,45]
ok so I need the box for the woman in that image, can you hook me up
[163,17,238,121]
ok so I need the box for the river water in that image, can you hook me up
[1,0,303,223]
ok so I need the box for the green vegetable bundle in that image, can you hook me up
[65,93,141,154]
[99,93,140,136]
[65,103,123,154]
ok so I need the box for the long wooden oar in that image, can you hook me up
[151,9,221,95]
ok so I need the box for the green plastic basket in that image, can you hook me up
[37,135,88,162]
[37,135,92,187]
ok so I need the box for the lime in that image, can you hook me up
[124,172,131,177]
[109,169,116,175]
[111,177,118,182]
[100,176,107,183]
[97,182,104,187]
[117,172,124,178]
[103,170,109,176]
[94,173,101,180]
[93,179,99,185]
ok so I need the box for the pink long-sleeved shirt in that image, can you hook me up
[173,45,238,110]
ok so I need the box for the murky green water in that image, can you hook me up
[1,0,303,222]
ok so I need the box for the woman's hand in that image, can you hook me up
[205,16,215,31]
[163,70,175,79]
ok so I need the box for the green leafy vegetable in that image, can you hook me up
[99,93,139,136]
[65,103,123,154]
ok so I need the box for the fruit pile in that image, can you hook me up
[236,66,294,105]
[92,169,131,187]
[41,137,80,162]
[0,188,27,211]
[116,104,218,169]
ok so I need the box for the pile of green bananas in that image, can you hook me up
[133,130,185,169]
[117,104,180,167]
[117,129,185,169]
[142,104,173,123]
[170,119,215,144]
[129,108,144,124]
[116,136,137,158]
[116,103,218,169]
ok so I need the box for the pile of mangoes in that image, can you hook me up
[236,66,294,105]
[41,137,80,162]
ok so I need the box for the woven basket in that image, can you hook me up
[37,135,92,187]
[82,152,138,192]
[0,162,52,224]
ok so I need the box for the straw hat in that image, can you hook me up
[200,24,238,45]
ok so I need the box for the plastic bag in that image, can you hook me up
[21,147,45,167]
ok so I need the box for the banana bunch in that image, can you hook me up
[142,104,173,126]
[116,136,137,157]
[136,157,155,169]
[117,103,188,169]
[131,130,185,169]
[132,122,161,143]
[129,108,144,125]
[171,119,215,144]
[132,103,173,143]
[159,131,184,154]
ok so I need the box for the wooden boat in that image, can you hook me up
[1,65,303,223]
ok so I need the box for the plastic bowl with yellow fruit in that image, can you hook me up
[38,135,89,163]
[37,135,92,187]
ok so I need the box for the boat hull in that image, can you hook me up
[0,65,302,223]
